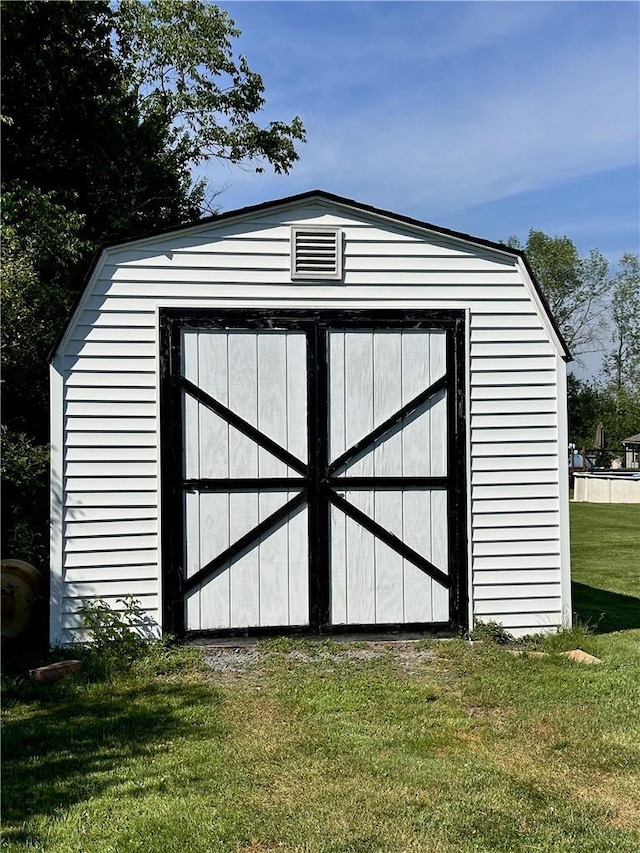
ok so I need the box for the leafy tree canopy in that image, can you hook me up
[1,0,306,242]
[568,375,640,456]
[1,184,89,439]
[508,230,610,360]
[115,0,306,178]
[1,1,197,241]
[603,253,640,394]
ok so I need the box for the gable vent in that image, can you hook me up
[291,226,343,280]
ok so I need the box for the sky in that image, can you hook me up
[200,1,639,375]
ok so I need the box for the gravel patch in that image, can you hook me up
[202,647,262,674]
[196,639,437,679]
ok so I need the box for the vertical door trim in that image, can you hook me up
[307,324,331,629]
[159,311,186,636]
[447,318,469,631]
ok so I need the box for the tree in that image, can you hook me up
[602,253,640,393]
[1,1,201,241]
[566,374,603,450]
[1,186,90,563]
[115,0,306,181]
[1,0,306,566]
[1,1,306,241]
[1,185,89,439]
[601,384,640,453]
[0,426,51,567]
[567,373,640,461]
[508,230,610,360]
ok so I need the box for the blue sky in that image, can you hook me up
[200,0,639,268]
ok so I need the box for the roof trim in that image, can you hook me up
[49,189,572,361]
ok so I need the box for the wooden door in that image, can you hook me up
[160,310,466,636]
[180,328,309,631]
[327,328,451,626]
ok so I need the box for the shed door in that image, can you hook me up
[328,329,451,626]
[181,328,310,630]
[160,310,466,635]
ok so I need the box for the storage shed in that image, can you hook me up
[50,190,572,644]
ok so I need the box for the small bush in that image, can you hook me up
[75,595,156,679]
[469,620,515,645]
[0,426,50,566]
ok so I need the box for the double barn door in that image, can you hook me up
[161,310,466,636]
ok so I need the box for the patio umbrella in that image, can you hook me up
[595,422,606,467]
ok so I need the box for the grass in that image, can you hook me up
[2,502,639,852]
[570,502,640,632]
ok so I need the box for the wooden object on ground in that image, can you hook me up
[29,660,82,683]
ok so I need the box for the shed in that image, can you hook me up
[49,190,572,644]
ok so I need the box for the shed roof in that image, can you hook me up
[50,189,572,362]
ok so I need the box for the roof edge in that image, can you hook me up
[49,189,572,362]
[97,189,522,256]
[518,253,572,362]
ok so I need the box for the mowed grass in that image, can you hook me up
[2,503,640,853]
[570,502,640,632]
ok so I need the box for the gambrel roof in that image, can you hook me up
[50,189,572,361]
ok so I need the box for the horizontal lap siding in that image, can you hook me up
[62,329,160,637]
[469,311,561,630]
[57,204,563,639]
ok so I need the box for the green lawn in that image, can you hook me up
[2,503,639,853]
[570,502,640,632]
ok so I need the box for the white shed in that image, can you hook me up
[49,190,572,644]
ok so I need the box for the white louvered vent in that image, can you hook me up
[291,226,343,280]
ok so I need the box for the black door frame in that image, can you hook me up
[159,308,468,638]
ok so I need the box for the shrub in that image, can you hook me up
[76,595,156,679]
[469,620,515,645]
[0,426,50,566]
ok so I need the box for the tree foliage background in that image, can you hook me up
[511,232,640,455]
[1,0,305,566]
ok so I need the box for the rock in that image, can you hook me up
[561,649,601,665]
[29,660,82,683]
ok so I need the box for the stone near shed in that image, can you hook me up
[29,660,82,683]
[561,649,601,665]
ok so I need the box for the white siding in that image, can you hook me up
[52,199,568,641]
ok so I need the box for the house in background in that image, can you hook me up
[49,190,572,644]
[622,434,640,469]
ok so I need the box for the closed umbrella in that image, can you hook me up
[595,422,606,467]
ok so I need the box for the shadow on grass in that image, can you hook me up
[1,679,223,846]
[572,581,640,633]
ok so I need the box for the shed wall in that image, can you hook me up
[51,202,569,642]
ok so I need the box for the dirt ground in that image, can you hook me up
[189,637,440,682]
